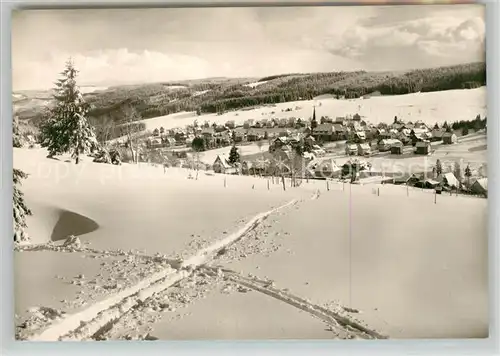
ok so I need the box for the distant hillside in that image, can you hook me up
[14,62,486,133]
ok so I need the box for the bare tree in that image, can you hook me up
[122,105,142,164]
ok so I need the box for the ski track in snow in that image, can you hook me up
[199,266,387,340]
[23,198,300,341]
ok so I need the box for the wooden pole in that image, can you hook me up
[282,175,286,191]
[327,180,330,191]
[224,176,227,188]
[407,185,409,197]
[377,187,380,196]
[434,190,437,204]
[267,179,270,190]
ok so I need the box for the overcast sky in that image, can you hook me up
[12,5,485,90]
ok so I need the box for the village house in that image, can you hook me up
[439,172,460,189]
[353,113,361,121]
[353,131,366,143]
[213,124,226,133]
[212,155,236,174]
[333,124,348,140]
[357,143,371,156]
[174,131,187,144]
[410,129,428,145]
[279,129,293,137]
[278,118,288,128]
[185,134,195,147]
[201,128,215,141]
[470,178,488,197]
[288,117,297,128]
[247,130,264,142]
[313,123,335,142]
[442,132,458,144]
[304,136,316,147]
[225,120,235,129]
[266,119,275,128]
[233,131,246,143]
[243,119,254,129]
[311,145,325,157]
[378,139,402,152]
[163,137,176,147]
[415,141,431,155]
[147,137,163,149]
[253,120,263,129]
[431,129,446,142]
[414,179,441,190]
[295,118,306,128]
[269,137,290,152]
[335,117,348,126]
[395,131,411,145]
[311,158,342,179]
[390,142,404,155]
[375,128,391,140]
[242,159,270,176]
[413,121,429,130]
[407,173,426,186]
[391,122,404,131]
[402,122,415,131]
[345,143,358,156]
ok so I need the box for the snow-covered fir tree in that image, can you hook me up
[40,59,97,163]
[13,168,32,242]
[13,116,24,148]
[228,145,240,164]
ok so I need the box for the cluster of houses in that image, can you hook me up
[314,113,458,157]
[398,172,488,197]
[145,121,236,150]
[143,115,313,151]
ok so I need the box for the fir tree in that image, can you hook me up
[13,168,32,242]
[465,164,472,187]
[13,116,24,148]
[40,59,97,163]
[228,145,240,164]
[454,161,462,188]
[435,159,443,177]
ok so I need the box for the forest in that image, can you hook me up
[16,62,486,131]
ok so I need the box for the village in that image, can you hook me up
[125,107,487,198]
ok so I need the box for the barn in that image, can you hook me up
[415,141,431,155]
[443,132,458,144]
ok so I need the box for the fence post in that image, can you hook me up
[377,187,380,196]
[224,176,227,188]
[282,175,286,191]
[327,180,330,191]
[434,190,437,204]
[267,179,270,190]
[407,185,409,197]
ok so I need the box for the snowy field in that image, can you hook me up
[107,183,487,340]
[137,87,487,132]
[13,142,488,340]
